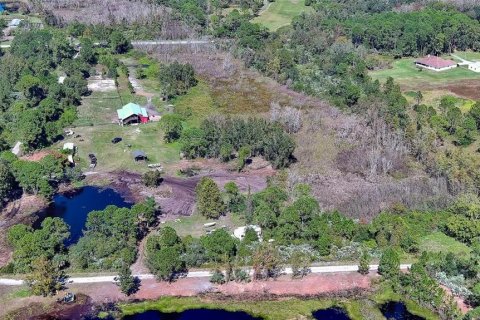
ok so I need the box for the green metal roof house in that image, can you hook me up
[117,102,149,125]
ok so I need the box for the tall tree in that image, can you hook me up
[25,256,65,297]
[195,177,225,219]
[378,247,400,279]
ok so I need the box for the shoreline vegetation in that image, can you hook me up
[117,292,439,320]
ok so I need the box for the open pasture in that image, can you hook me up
[251,0,313,31]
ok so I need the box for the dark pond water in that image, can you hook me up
[381,302,425,320]
[122,309,263,320]
[35,186,132,246]
[312,307,350,320]
[0,3,4,12]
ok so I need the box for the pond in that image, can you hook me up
[381,301,425,320]
[0,3,4,13]
[312,307,350,320]
[122,309,263,320]
[35,186,132,246]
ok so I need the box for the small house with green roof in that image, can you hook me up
[117,102,149,126]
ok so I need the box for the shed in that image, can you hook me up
[63,142,75,151]
[132,150,147,161]
[11,141,23,156]
[414,55,457,71]
[117,102,149,126]
[8,19,23,28]
[233,225,262,241]
[468,61,480,73]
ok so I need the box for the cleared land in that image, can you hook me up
[370,57,480,100]
[419,232,471,257]
[252,0,313,31]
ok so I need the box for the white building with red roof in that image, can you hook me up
[415,55,457,71]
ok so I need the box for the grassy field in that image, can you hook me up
[370,58,480,87]
[54,61,184,173]
[419,232,471,257]
[164,212,244,238]
[251,0,313,31]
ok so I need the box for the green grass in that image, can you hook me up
[171,80,217,126]
[251,0,313,31]
[370,58,480,87]
[449,51,480,62]
[164,212,245,238]
[60,123,181,173]
[7,287,31,299]
[419,232,471,257]
[120,296,368,320]
[61,69,182,173]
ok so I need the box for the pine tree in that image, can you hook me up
[25,257,64,297]
[195,177,225,219]
[116,264,139,296]
[358,251,371,275]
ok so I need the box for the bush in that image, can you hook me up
[378,247,400,279]
[143,170,163,187]
[210,270,226,284]
[358,251,371,275]
[233,268,250,283]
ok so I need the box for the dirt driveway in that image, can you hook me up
[65,271,374,302]
[90,164,273,216]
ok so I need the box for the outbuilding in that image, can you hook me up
[11,141,23,156]
[117,102,149,126]
[132,150,147,162]
[8,19,23,28]
[414,55,457,72]
[233,225,262,241]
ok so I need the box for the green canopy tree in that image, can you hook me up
[378,247,400,279]
[159,114,183,142]
[25,256,65,297]
[195,177,225,219]
[145,227,185,282]
[116,264,139,296]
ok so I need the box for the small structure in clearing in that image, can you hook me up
[414,55,457,71]
[8,19,23,28]
[468,61,480,72]
[132,150,147,162]
[11,141,23,156]
[233,225,262,241]
[117,102,149,126]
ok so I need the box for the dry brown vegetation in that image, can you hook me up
[139,45,452,220]
[28,0,196,38]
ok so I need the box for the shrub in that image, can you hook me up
[210,270,226,284]
[143,170,163,187]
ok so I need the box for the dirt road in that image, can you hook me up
[0,264,412,286]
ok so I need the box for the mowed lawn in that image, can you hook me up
[419,232,471,257]
[252,0,313,31]
[370,58,480,88]
[56,69,182,173]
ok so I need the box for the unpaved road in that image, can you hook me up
[132,40,214,46]
[0,264,411,286]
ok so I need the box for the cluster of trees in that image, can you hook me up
[209,3,480,194]
[145,225,289,283]
[4,198,157,295]
[159,62,197,99]
[159,114,295,169]
[349,8,480,56]
[70,200,156,270]
[0,151,79,207]
[180,116,295,169]
[0,29,93,151]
